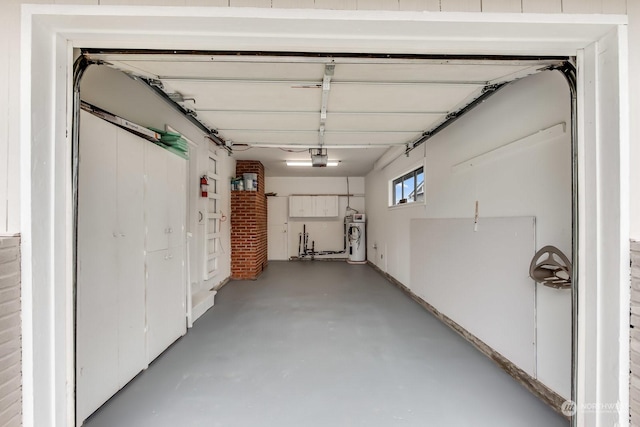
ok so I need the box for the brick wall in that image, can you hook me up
[231,161,268,280]
[632,241,640,425]
[0,235,21,427]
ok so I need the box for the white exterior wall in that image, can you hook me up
[366,71,573,397]
[0,1,634,426]
[265,177,365,258]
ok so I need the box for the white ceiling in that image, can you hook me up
[96,54,563,177]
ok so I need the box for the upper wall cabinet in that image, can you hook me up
[289,195,339,218]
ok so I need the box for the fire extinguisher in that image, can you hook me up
[200,175,209,198]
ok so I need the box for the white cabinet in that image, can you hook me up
[146,248,186,362]
[289,195,313,217]
[77,112,146,423]
[288,195,338,217]
[146,143,186,251]
[315,195,339,217]
[77,111,187,425]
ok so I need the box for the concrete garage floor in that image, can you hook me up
[83,261,568,427]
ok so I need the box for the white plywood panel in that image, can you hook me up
[123,61,324,81]
[522,0,561,12]
[482,0,522,12]
[328,83,482,113]
[440,0,481,11]
[410,217,536,375]
[145,142,170,252]
[356,0,399,10]
[562,0,601,13]
[167,153,187,249]
[115,129,147,387]
[167,81,322,112]
[398,0,440,11]
[198,111,319,131]
[325,112,444,132]
[76,111,119,423]
[334,63,532,83]
[315,0,357,9]
[146,249,186,363]
[272,0,315,7]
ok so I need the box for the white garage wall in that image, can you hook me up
[266,177,365,258]
[80,65,234,287]
[365,70,572,398]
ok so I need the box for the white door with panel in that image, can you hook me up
[77,112,147,423]
[268,196,288,260]
[144,142,187,364]
[77,111,187,424]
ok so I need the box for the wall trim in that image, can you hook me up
[367,260,568,419]
[213,276,231,291]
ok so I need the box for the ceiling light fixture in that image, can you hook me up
[286,161,339,167]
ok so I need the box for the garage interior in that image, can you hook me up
[74,50,573,426]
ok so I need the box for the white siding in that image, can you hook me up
[481,0,522,13]
[0,236,21,427]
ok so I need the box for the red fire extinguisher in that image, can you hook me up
[200,175,209,198]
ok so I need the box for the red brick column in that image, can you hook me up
[231,161,267,280]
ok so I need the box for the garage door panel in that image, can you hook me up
[166,81,322,111]
[325,113,445,132]
[334,63,534,83]
[324,131,419,145]
[123,60,325,81]
[198,111,319,131]
[224,130,319,144]
[328,83,481,112]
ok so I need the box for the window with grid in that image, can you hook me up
[391,166,424,206]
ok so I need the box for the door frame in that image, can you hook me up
[19,6,628,426]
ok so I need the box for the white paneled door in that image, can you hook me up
[77,112,147,423]
[77,111,187,424]
[268,197,288,260]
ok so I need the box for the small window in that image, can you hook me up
[391,166,424,206]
